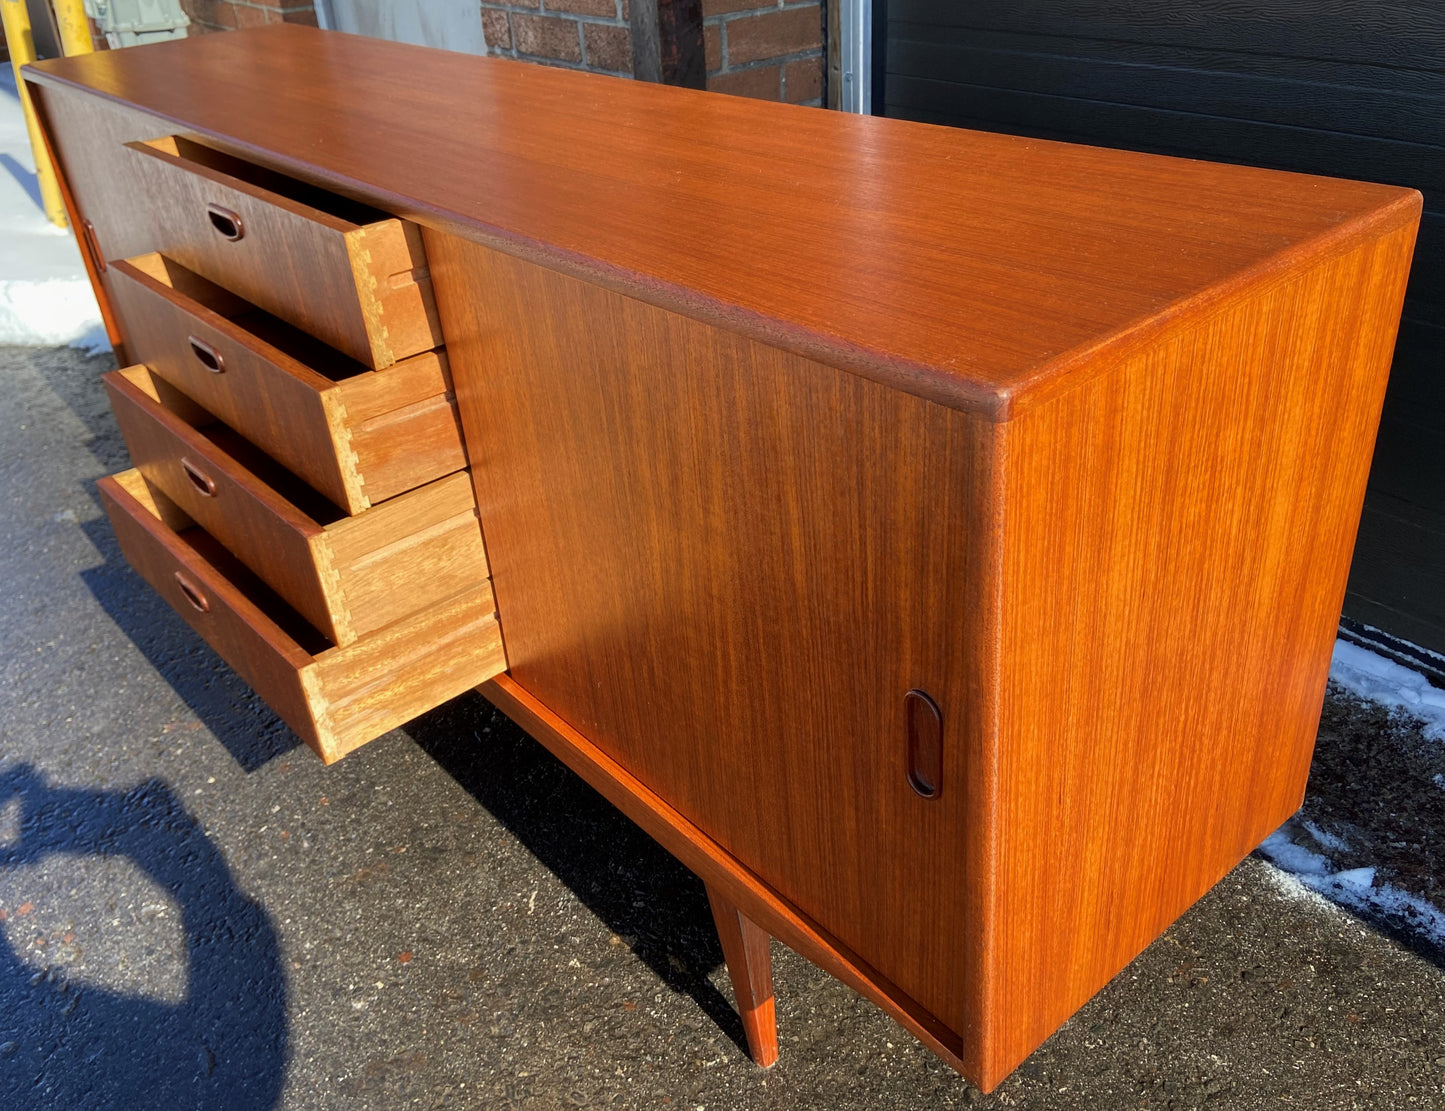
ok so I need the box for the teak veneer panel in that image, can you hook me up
[985,219,1417,1082]
[105,364,489,648]
[107,254,465,514]
[431,234,996,1073]
[99,469,506,764]
[24,24,1420,418]
[430,221,1414,1086]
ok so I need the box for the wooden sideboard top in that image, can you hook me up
[27,24,1420,419]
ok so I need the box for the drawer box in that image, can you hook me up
[121,135,442,369]
[105,364,490,649]
[98,469,506,763]
[108,253,466,514]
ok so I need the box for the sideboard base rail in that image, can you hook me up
[477,674,980,1084]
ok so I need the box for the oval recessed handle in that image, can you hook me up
[206,203,244,241]
[905,689,943,800]
[188,335,224,373]
[180,456,217,498]
[174,571,210,613]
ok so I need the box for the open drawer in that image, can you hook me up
[108,254,466,514]
[120,135,442,368]
[104,364,488,648]
[99,469,506,763]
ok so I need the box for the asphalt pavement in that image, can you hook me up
[1,342,1442,1110]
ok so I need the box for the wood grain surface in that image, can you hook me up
[32,85,443,371]
[105,364,489,648]
[319,471,490,642]
[99,468,325,742]
[27,81,179,352]
[339,353,466,506]
[116,135,438,369]
[982,216,1417,1084]
[431,233,997,1075]
[435,218,1413,1086]
[881,0,1445,661]
[104,365,337,637]
[706,883,779,1069]
[23,25,1419,418]
[306,581,504,764]
[100,469,505,763]
[106,254,465,514]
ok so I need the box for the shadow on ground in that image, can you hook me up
[0,153,42,212]
[403,692,751,1057]
[0,765,287,1109]
[4,345,296,773]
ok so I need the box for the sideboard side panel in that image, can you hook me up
[428,232,1001,1065]
[989,217,1418,1083]
[31,85,179,273]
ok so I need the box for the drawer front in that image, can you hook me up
[108,254,465,515]
[104,365,339,641]
[99,469,321,740]
[122,136,441,368]
[105,365,493,649]
[99,470,507,763]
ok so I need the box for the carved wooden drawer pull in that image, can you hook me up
[173,570,209,613]
[187,334,224,373]
[206,202,244,240]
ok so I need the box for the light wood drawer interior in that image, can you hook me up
[108,253,466,514]
[99,469,505,763]
[105,364,490,648]
[121,135,442,369]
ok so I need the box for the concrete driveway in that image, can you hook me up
[2,343,1442,1109]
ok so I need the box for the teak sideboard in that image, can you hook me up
[26,25,1419,1091]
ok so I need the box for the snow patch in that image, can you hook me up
[1258,831,1445,949]
[1258,831,1330,877]
[1301,819,1350,853]
[0,69,106,352]
[0,279,109,350]
[1329,638,1445,742]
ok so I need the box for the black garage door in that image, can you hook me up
[881,1,1445,669]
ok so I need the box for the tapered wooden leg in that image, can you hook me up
[706,882,779,1068]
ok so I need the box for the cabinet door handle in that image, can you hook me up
[206,203,244,241]
[188,335,225,373]
[180,457,217,498]
[81,219,106,272]
[905,689,943,799]
[174,571,210,613]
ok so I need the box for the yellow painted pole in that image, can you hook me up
[51,0,95,57]
[0,0,68,226]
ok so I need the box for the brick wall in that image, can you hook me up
[480,0,823,103]
[177,1,823,106]
[480,0,634,76]
[703,0,822,105]
[182,0,318,33]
